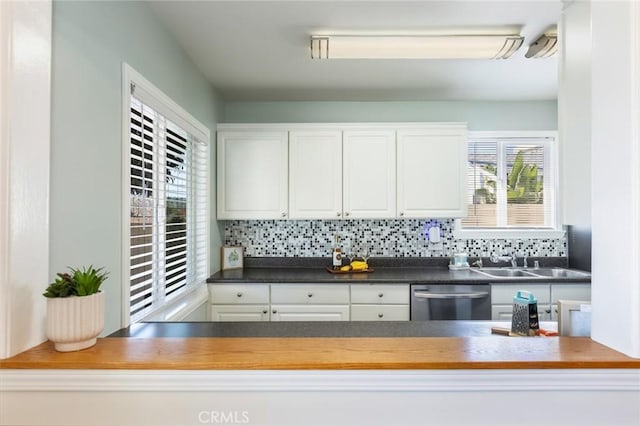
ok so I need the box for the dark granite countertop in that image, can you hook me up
[110,320,557,338]
[207,257,590,285]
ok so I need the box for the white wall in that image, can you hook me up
[224,100,557,131]
[559,0,591,227]
[50,1,223,337]
[0,1,51,359]
[2,369,639,426]
[590,0,640,358]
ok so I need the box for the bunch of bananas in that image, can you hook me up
[340,260,369,271]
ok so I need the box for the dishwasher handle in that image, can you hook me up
[413,291,489,300]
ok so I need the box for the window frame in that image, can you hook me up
[454,130,564,240]
[121,63,210,327]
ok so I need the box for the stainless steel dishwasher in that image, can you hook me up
[410,284,491,320]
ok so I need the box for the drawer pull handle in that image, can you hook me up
[272,310,277,314]
[307,293,313,298]
[378,293,384,298]
[262,310,268,314]
[378,313,384,318]
[236,292,243,298]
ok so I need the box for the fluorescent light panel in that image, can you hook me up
[310,35,524,60]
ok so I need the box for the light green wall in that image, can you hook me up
[224,101,557,130]
[51,1,223,334]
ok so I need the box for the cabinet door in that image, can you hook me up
[270,305,350,321]
[343,130,396,219]
[289,130,343,219]
[396,126,467,218]
[210,305,270,322]
[491,304,515,321]
[217,131,288,219]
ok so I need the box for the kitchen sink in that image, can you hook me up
[471,267,590,279]
[472,268,540,278]
[526,268,591,279]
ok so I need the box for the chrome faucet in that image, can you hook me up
[490,252,517,267]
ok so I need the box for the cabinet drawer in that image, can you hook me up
[351,284,409,304]
[208,284,270,304]
[491,304,552,321]
[351,304,409,321]
[491,284,550,304]
[551,283,591,303]
[271,284,349,304]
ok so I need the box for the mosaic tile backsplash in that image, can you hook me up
[224,219,567,258]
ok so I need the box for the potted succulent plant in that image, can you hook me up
[43,265,108,352]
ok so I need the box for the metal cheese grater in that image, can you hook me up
[511,290,540,336]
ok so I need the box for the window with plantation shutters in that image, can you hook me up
[461,134,556,231]
[126,69,208,323]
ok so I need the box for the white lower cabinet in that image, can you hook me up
[351,284,410,321]
[491,283,592,322]
[208,284,270,322]
[209,283,411,322]
[208,282,591,323]
[270,283,351,321]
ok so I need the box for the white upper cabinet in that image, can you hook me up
[289,130,343,219]
[217,131,288,219]
[396,125,468,218]
[217,123,468,220]
[343,130,396,219]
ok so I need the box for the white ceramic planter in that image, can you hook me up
[46,291,105,352]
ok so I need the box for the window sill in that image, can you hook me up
[140,285,208,322]
[453,228,566,240]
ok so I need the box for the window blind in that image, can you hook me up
[128,94,208,321]
[462,137,554,229]
[463,140,498,227]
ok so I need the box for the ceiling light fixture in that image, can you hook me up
[525,32,558,59]
[309,34,524,60]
